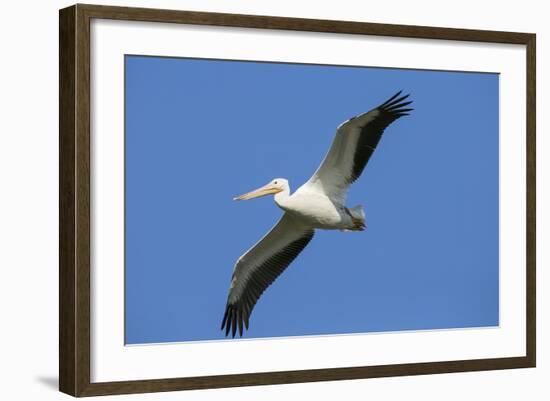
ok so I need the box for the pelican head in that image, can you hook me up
[234,178,288,201]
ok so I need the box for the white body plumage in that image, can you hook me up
[274,182,363,230]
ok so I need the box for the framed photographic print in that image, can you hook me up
[59,4,536,397]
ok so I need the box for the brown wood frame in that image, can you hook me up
[59,3,536,397]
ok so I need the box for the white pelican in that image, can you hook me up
[222,91,413,337]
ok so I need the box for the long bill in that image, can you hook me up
[234,183,282,201]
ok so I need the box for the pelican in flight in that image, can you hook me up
[222,91,413,337]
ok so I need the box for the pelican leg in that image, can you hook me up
[344,207,366,231]
[351,216,366,231]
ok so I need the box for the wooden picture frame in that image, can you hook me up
[59,3,536,397]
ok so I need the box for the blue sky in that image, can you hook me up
[125,55,499,344]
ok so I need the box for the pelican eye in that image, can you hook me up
[274,181,278,184]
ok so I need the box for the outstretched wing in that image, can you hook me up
[303,91,413,203]
[221,213,314,337]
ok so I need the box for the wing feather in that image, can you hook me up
[221,213,314,337]
[304,91,413,202]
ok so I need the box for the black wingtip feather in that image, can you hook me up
[221,308,228,330]
[221,303,244,338]
[238,317,243,337]
[224,307,231,336]
[378,92,413,116]
[231,310,237,338]
[382,94,410,110]
[380,90,403,107]
[386,100,413,111]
